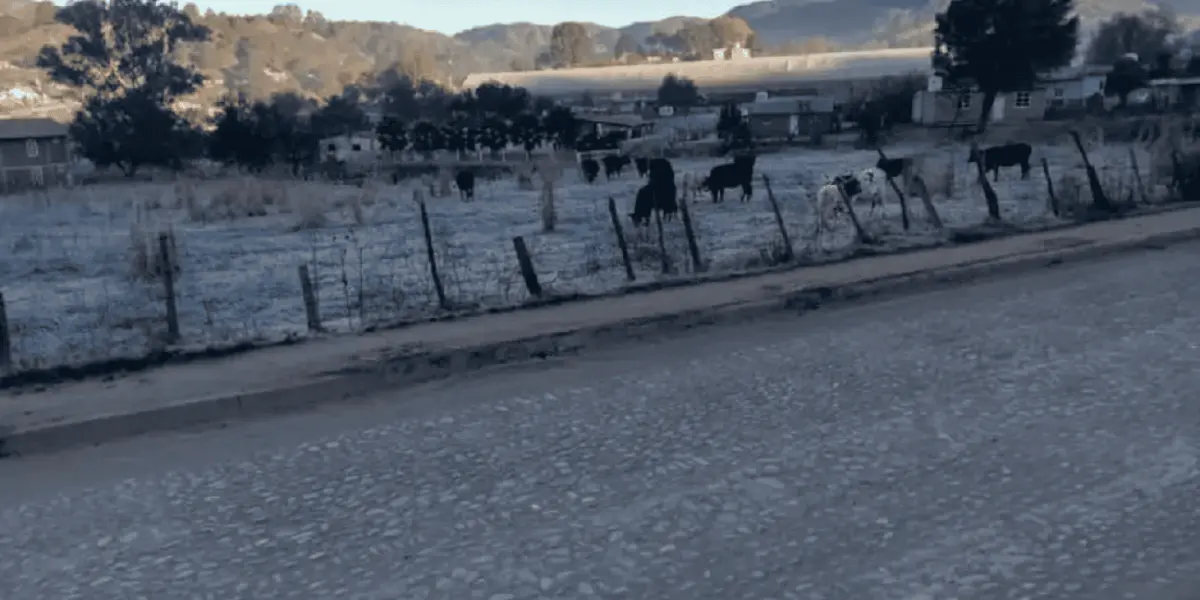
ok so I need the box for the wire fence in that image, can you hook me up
[0,137,1175,376]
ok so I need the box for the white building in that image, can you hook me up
[319,131,381,164]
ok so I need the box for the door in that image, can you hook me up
[990,95,1005,122]
[788,115,799,137]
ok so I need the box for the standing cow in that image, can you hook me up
[702,154,756,203]
[602,154,631,179]
[968,142,1032,181]
[455,170,475,201]
[580,158,600,183]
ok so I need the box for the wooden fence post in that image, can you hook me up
[874,148,910,230]
[655,208,671,274]
[1128,147,1148,204]
[677,178,703,272]
[0,291,10,372]
[158,233,180,344]
[835,185,872,245]
[1041,158,1059,217]
[1069,130,1112,212]
[761,174,794,262]
[415,190,448,309]
[970,142,1002,221]
[298,265,322,332]
[512,236,542,297]
[607,197,636,281]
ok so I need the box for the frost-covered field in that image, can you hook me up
[0,139,1155,370]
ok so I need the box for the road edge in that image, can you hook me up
[3,225,1196,458]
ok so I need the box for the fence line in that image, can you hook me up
[0,138,1173,374]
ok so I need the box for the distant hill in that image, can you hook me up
[0,0,1196,118]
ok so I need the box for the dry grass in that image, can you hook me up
[0,136,1177,375]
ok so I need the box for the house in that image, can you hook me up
[319,131,381,164]
[712,42,753,61]
[911,75,1048,127]
[573,113,652,140]
[1146,76,1200,110]
[1040,65,1110,109]
[0,118,71,194]
[743,96,837,140]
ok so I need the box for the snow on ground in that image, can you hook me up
[0,139,1154,370]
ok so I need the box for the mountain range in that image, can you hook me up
[454,0,1200,71]
[0,0,1197,120]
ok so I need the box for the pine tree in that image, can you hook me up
[935,0,1078,132]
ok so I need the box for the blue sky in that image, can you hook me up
[189,1,730,34]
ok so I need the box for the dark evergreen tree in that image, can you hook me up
[934,0,1078,132]
[38,0,210,174]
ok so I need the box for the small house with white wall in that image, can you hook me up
[1040,65,1110,109]
[911,74,1047,127]
[319,131,381,164]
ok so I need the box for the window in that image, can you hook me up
[326,143,336,152]
[1053,88,1064,98]
[30,166,43,186]
[25,139,38,158]
[957,94,972,109]
[351,143,362,151]
[1015,91,1032,108]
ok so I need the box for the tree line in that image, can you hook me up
[34,0,725,177]
[45,0,1178,173]
[1087,8,1200,107]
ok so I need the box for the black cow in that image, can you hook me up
[455,170,475,200]
[581,158,600,183]
[968,142,1032,181]
[875,156,913,180]
[702,154,756,203]
[603,154,631,179]
[630,158,679,226]
[648,157,677,219]
[634,157,650,177]
[630,185,657,226]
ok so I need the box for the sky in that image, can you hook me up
[190,0,731,34]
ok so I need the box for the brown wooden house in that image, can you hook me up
[743,96,837,141]
[0,118,71,194]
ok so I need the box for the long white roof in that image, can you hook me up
[462,47,935,96]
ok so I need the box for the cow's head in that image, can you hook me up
[966,147,981,164]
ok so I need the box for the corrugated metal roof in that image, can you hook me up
[0,118,69,140]
[744,95,836,114]
[1041,64,1111,82]
[574,114,645,127]
[463,47,935,96]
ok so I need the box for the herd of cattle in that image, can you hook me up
[443,141,1036,231]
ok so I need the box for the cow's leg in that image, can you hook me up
[993,167,999,182]
[1021,162,1030,179]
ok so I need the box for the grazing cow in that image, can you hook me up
[580,158,600,183]
[647,157,677,219]
[968,142,1032,181]
[634,157,649,177]
[629,185,658,226]
[813,168,886,229]
[629,158,679,226]
[455,170,475,201]
[603,154,631,179]
[702,154,756,203]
